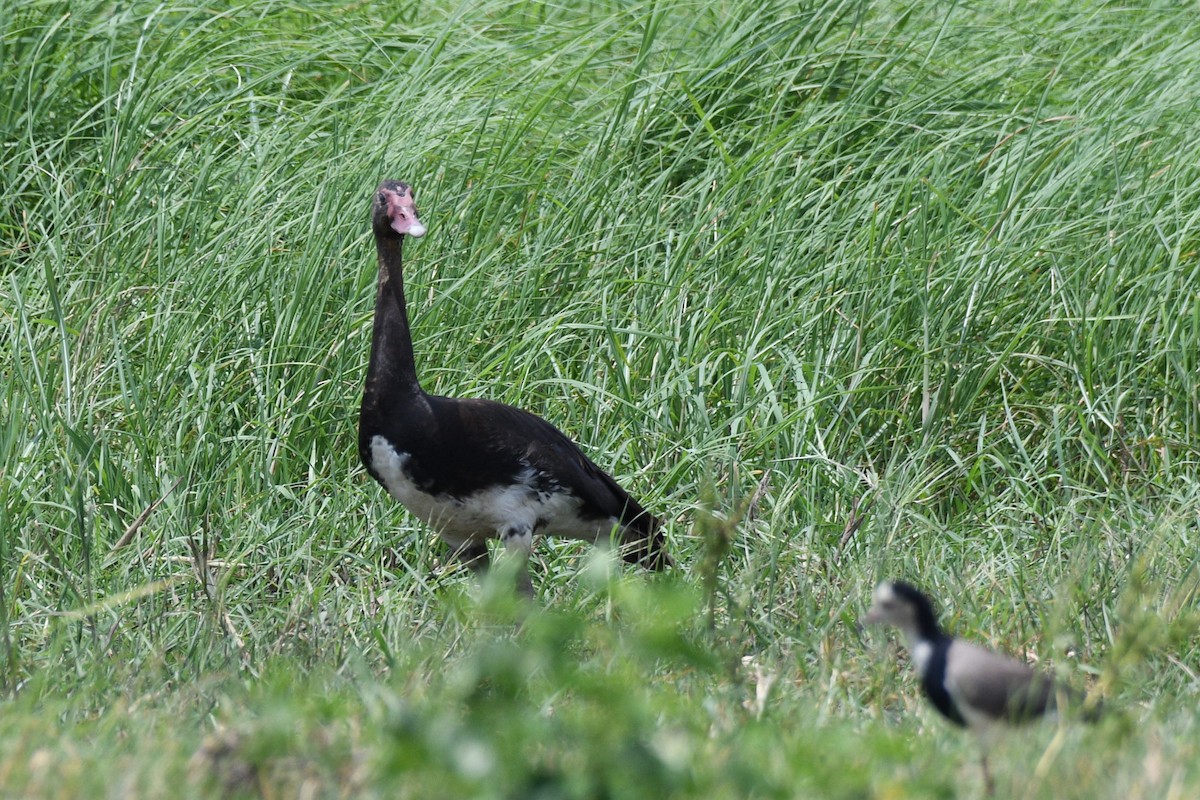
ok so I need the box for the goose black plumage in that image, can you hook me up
[864,580,1100,795]
[358,180,671,596]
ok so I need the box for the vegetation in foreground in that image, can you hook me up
[2,0,1199,797]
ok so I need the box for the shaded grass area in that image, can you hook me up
[2,0,1199,796]
[7,576,1195,799]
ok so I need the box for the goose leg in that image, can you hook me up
[501,525,535,598]
[453,541,490,575]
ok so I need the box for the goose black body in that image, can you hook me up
[358,180,671,596]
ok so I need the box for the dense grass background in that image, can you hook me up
[3,0,1199,796]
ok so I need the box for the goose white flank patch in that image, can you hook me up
[357,180,672,597]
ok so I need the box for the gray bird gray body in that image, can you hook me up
[942,638,1059,727]
[865,580,1077,728]
[864,580,1099,795]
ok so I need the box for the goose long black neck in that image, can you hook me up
[361,180,427,433]
[366,233,422,403]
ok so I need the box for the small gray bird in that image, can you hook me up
[864,580,1100,795]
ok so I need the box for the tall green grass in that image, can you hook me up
[2,0,1199,796]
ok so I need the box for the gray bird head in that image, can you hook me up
[864,580,943,643]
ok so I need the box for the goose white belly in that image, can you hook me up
[368,435,618,545]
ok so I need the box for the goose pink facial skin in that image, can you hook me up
[385,185,426,238]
